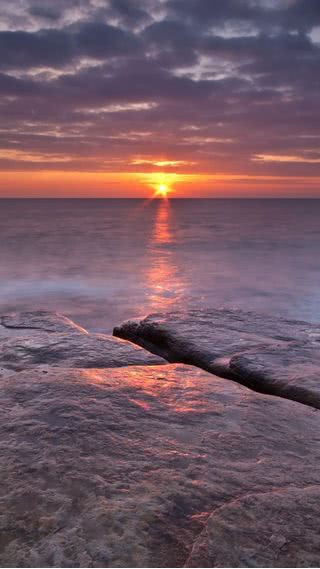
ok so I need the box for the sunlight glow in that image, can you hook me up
[146,172,177,198]
[155,183,170,198]
[2,170,320,198]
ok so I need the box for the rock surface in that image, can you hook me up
[230,344,320,409]
[114,308,320,408]
[0,311,165,370]
[1,363,320,567]
[1,310,86,334]
[186,487,320,568]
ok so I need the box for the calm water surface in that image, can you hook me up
[0,198,319,332]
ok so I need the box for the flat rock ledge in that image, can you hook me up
[1,363,320,567]
[114,308,320,409]
[1,309,320,567]
[0,310,165,370]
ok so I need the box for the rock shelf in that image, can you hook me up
[0,309,319,567]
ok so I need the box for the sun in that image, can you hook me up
[155,183,170,198]
[147,172,176,198]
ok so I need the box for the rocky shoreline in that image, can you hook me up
[1,309,320,567]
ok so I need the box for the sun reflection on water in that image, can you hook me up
[145,200,185,312]
[152,199,172,244]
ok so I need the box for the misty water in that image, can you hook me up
[1,198,319,332]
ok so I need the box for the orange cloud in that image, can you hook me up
[131,159,196,167]
[253,154,320,164]
[0,149,73,163]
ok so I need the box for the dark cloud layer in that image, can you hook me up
[0,0,319,185]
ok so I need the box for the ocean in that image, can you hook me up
[1,198,319,332]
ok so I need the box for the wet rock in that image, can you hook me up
[0,364,320,567]
[1,310,86,334]
[230,345,320,409]
[0,311,164,369]
[114,308,320,408]
[186,487,320,568]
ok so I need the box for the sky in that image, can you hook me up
[0,0,320,197]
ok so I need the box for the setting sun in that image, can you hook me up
[151,175,174,198]
[156,183,170,198]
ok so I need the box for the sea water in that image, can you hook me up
[1,198,319,332]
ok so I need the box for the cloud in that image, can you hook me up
[131,159,196,167]
[0,22,140,71]
[253,154,320,163]
[0,0,319,190]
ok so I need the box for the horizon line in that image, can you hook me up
[1,196,320,200]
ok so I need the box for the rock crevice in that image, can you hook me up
[114,308,320,409]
